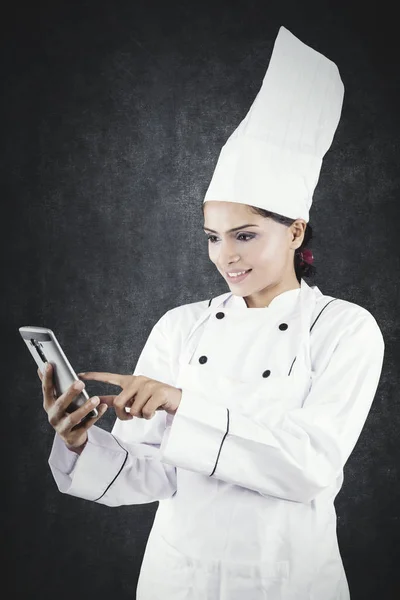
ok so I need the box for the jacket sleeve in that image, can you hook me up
[159,309,385,504]
[48,311,178,506]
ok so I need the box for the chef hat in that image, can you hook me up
[203,26,344,222]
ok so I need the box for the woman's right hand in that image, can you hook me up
[39,362,109,454]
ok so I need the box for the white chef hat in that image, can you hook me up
[203,26,344,223]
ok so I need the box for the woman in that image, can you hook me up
[42,27,385,600]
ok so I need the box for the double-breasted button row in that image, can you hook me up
[215,312,288,332]
[196,315,290,374]
[198,354,272,377]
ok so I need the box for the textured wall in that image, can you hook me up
[3,0,399,598]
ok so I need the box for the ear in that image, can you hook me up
[290,219,306,247]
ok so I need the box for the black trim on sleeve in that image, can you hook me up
[209,408,230,477]
[92,434,129,502]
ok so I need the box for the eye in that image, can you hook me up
[237,233,254,241]
[206,235,218,243]
[205,233,255,243]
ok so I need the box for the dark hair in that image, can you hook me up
[247,205,316,282]
[202,202,316,283]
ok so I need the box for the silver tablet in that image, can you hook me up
[19,326,98,419]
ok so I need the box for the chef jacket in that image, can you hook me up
[48,277,385,600]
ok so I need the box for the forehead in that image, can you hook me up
[202,201,293,236]
[203,201,258,220]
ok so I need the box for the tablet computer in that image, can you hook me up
[19,326,98,419]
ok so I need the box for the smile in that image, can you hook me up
[226,269,252,282]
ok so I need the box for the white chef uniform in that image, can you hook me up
[48,279,384,599]
[47,26,385,600]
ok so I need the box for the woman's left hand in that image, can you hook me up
[77,372,182,421]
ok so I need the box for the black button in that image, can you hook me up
[199,355,208,364]
[262,370,271,378]
[279,323,288,331]
[216,312,225,319]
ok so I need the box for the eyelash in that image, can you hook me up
[206,233,255,243]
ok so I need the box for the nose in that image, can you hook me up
[215,239,241,264]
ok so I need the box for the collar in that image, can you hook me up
[228,285,301,311]
[183,279,321,352]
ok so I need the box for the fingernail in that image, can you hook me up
[91,396,100,405]
[46,363,51,371]
[74,380,84,390]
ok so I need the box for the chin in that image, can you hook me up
[227,282,254,296]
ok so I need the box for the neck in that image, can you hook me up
[244,278,301,308]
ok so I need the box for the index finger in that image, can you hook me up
[77,372,130,387]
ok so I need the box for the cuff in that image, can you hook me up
[49,425,128,501]
[159,388,228,475]
[49,432,80,476]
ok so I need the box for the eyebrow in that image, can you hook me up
[203,224,259,234]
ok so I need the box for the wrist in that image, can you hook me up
[66,437,88,455]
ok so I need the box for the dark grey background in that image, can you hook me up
[2,0,399,598]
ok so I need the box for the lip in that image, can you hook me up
[225,269,252,283]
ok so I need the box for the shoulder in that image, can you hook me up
[147,295,222,377]
[314,289,382,334]
[310,286,385,365]
[162,291,229,326]
[166,296,213,322]
[151,293,224,342]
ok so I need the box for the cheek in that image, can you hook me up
[252,240,286,268]
[208,244,217,262]
[251,241,274,263]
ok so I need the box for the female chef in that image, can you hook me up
[41,26,385,600]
